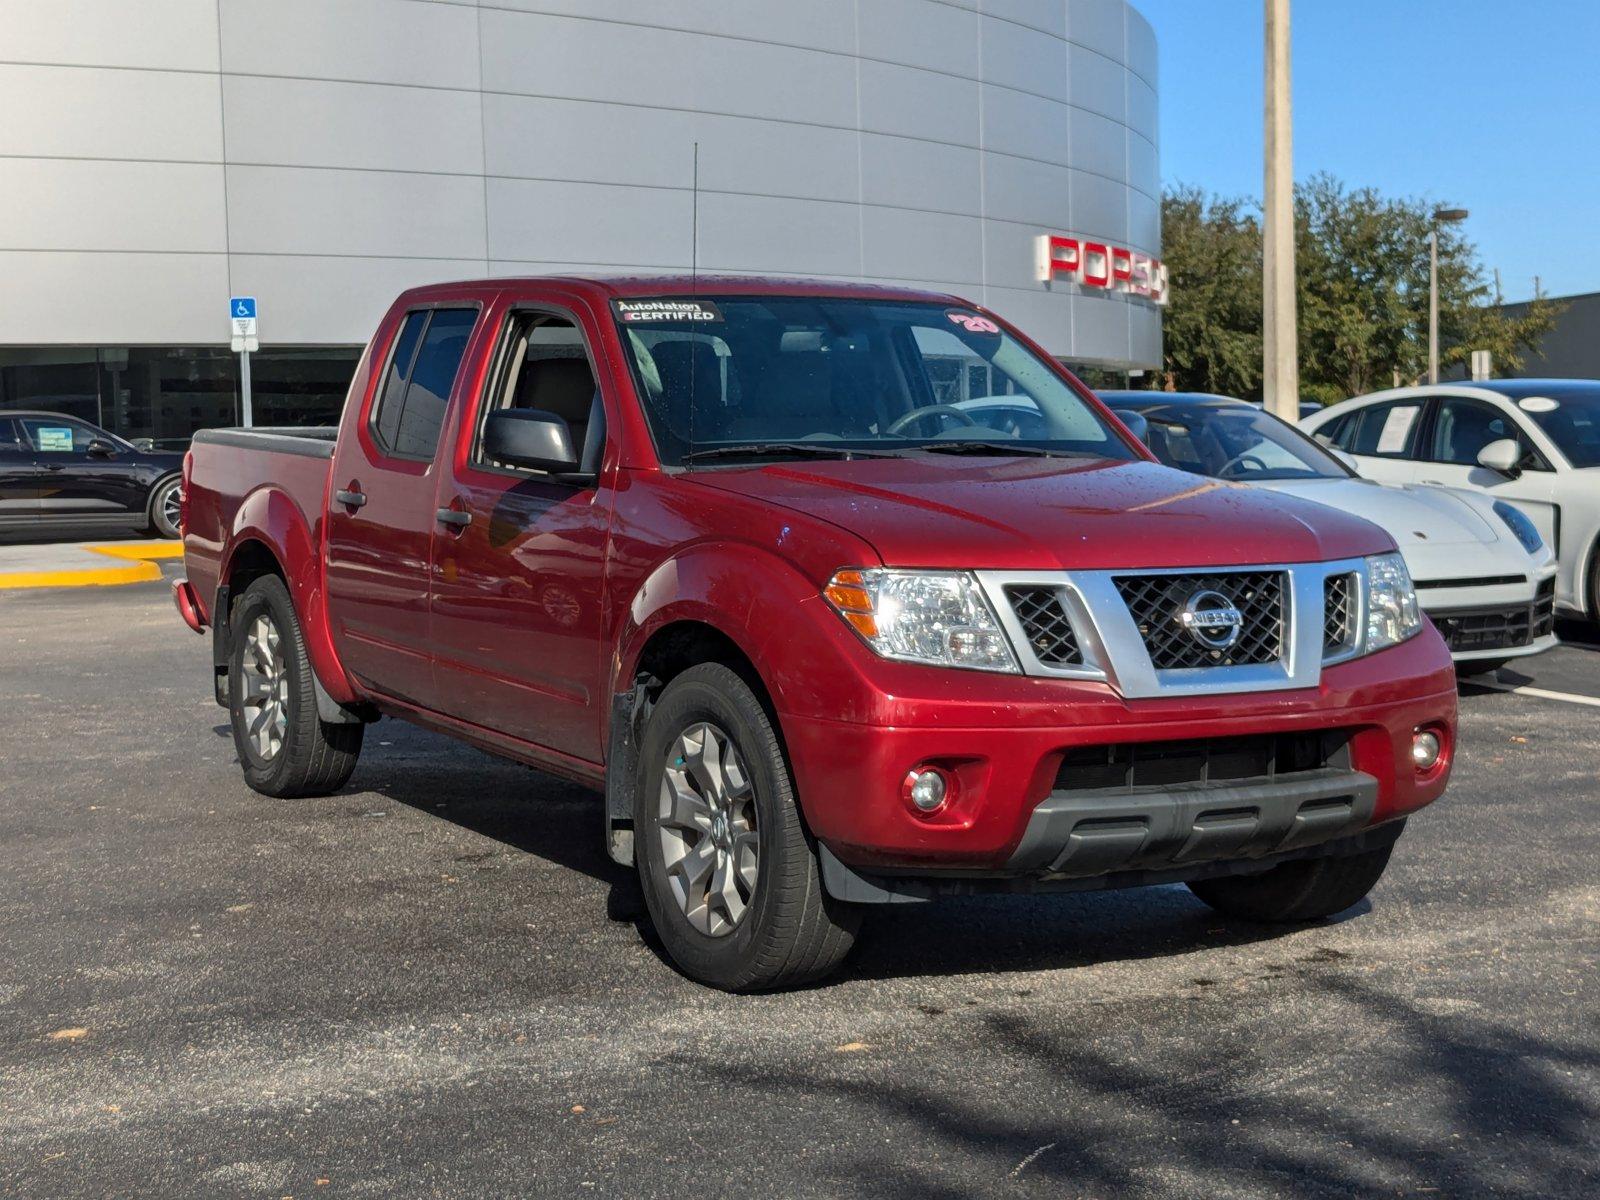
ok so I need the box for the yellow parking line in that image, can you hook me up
[0,561,163,589]
[87,541,183,561]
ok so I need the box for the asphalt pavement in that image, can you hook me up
[2,574,1597,1198]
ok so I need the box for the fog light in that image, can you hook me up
[903,767,950,813]
[1411,730,1441,771]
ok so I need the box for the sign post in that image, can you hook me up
[229,296,259,426]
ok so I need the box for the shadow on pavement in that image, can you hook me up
[689,972,1600,1197]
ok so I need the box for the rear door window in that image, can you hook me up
[1332,401,1423,458]
[369,307,477,461]
[20,417,97,453]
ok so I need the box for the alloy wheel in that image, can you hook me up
[160,482,182,535]
[657,722,760,937]
[240,614,290,761]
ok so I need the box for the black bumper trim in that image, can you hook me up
[1007,768,1378,878]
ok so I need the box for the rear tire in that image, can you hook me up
[147,475,182,539]
[228,575,363,798]
[634,663,859,991]
[1187,843,1395,922]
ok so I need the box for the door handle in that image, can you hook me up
[435,507,472,529]
[334,488,366,509]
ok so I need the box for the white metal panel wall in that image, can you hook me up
[0,0,1160,365]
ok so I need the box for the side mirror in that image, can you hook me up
[483,409,581,474]
[86,438,118,458]
[1110,409,1150,444]
[1477,437,1521,475]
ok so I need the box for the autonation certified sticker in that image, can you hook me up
[613,299,724,323]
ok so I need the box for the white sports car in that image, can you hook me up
[1300,380,1600,621]
[1098,391,1558,672]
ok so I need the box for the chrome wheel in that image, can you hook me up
[658,722,759,937]
[240,614,290,761]
[159,481,182,536]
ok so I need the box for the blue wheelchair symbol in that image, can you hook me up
[231,297,257,319]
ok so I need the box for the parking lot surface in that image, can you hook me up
[2,577,1597,1198]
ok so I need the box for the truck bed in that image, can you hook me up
[182,426,338,625]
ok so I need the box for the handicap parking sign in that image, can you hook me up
[231,297,256,320]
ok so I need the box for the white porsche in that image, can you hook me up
[1098,391,1559,672]
[1300,380,1600,622]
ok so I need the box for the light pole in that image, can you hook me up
[1262,0,1298,422]
[1428,207,1468,384]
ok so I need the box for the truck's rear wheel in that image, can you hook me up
[1187,843,1394,922]
[634,663,859,991]
[228,575,363,798]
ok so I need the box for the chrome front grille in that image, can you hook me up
[1323,572,1356,655]
[1004,586,1082,666]
[1112,571,1285,669]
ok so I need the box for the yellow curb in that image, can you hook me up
[87,540,184,561]
[0,560,163,589]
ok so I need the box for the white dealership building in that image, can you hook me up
[0,0,1161,444]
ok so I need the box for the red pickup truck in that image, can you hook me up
[176,275,1457,990]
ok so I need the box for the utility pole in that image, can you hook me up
[1427,208,1468,385]
[1262,0,1298,422]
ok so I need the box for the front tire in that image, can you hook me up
[1187,843,1395,922]
[147,475,182,539]
[228,575,363,798]
[634,663,859,991]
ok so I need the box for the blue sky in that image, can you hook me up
[1132,0,1600,301]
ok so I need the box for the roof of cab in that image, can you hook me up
[395,273,971,307]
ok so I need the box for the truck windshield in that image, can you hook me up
[613,296,1135,466]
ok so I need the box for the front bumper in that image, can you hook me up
[781,627,1456,879]
[1425,573,1558,661]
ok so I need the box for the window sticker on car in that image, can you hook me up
[1519,396,1560,413]
[1376,405,1418,453]
[946,310,1001,335]
[36,427,73,452]
[613,299,724,324]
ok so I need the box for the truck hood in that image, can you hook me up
[688,456,1395,570]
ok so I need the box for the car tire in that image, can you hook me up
[146,474,182,539]
[228,575,363,798]
[1187,843,1395,922]
[633,662,860,991]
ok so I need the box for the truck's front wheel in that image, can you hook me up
[228,575,363,798]
[634,663,859,991]
[1187,842,1395,922]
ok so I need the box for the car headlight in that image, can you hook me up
[824,569,1019,673]
[1493,500,1543,555]
[1364,552,1423,652]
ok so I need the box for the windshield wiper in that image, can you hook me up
[902,440,1077,458]
[680,442,905,464]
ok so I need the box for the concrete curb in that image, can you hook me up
[0,540,180,590]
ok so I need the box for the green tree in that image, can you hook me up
[1155,186,1263,397]
[1157,176,1563,406]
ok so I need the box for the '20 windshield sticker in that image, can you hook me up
[946,310,1000,335]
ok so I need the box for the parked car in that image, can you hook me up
[0,411,184,539]
[174,276,1457,990]
[1301,381,1600,621]
[1099,392,1558,673]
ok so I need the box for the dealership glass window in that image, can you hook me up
[0,346,360,449]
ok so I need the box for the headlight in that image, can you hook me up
[824,569,1019,673]
[1493,500,1543,555]
[1364,552,1422,652]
